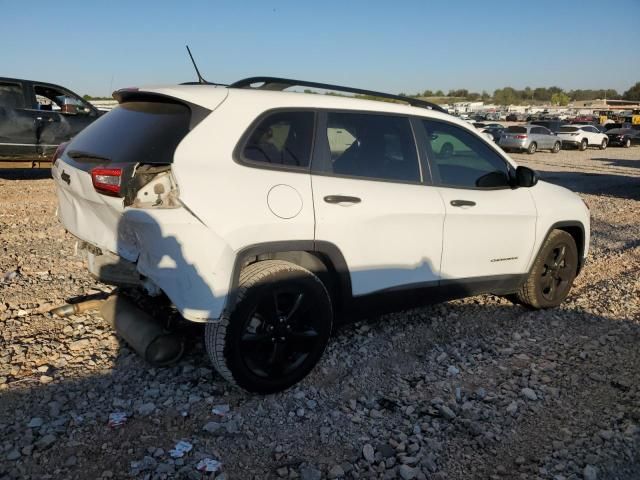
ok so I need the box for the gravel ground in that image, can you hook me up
[1,146,639,480]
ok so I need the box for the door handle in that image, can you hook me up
[450,199,476,207]
[324,195,361,204]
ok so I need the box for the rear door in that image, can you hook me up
[311,111,445,296]
[0,80,37,159]
[419,119,537,287]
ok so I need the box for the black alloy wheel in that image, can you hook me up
[539,244,575,303]
[206,260,332,394]
[238,286,324,380]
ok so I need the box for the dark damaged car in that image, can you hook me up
[0,77,103,161]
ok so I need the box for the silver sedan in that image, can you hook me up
[499,125,562,154]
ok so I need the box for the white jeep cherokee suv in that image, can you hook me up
[52,77,590,393]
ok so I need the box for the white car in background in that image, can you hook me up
[556,125,608,150]
[51,76,591,393]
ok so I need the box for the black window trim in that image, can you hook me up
[233,106,516,190]
[311,109,427,186]
[233,108,318,173]
[416,117,516,191]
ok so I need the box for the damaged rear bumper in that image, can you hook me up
[69,207,235,323]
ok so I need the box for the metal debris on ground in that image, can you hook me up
[107,412,127,428]
[196,458,222,473]
[169,440,193,458]
[211,404,230,417]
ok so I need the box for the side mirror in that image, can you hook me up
[515,166,539,188]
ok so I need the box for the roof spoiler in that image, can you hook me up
[229,76,447,113]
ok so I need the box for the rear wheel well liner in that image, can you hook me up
[227,241,352,314]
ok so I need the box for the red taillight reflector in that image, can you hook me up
[51,141,69,166]
[91,167,122,196]
[514,134,528,139]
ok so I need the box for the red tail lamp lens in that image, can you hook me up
[91,167,123,196]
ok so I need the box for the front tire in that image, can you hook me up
[624,138,631,148]
[515,230,578,309]
[552,141,561,153]
[527,142,537,154]
[599,138,607,150]
[205,260,333,394]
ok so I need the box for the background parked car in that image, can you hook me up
[499,125,561,154]
[556,125,608,150]
[481,124,506,142]
[530,120,566,133]
[0,77,102,160]
[604,122,632,131]
[605,128,640,148]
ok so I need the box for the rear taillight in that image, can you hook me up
[514,134,528,139]
[51,141,69,166]
[91,167,123,196]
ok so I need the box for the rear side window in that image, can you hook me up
[507,126,527,133]
[67,100,192,164]
[242,111,314,168]
[0,82,24,109]
[422,120,511,189]
[322,112,421,183]
[559,126,578,133]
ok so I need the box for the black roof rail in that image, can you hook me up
[229,76,447,114]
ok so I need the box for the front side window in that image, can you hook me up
[0,82,24,109]
[323,112,421,183]
[34,85,92,115]
[242,111,314,168]
[422,120,511,189]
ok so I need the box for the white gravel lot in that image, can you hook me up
[0,145,639,480]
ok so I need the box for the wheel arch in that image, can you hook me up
[227,241,352,314]
[532,221,586,275]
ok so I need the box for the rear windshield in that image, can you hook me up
[507,126,526,133]
[67,100,192,164]
[559,127,578,132]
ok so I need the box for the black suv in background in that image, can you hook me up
[530,120,566,133]
[0,77,102,161]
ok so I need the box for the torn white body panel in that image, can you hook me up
[119,207,235,322]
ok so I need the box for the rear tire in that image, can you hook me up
[579,139,588,151]
[552,141,561,153]
[527,142,537,154]
[515,230,578,309]
[205,260,332,394]
[599,138,607,150]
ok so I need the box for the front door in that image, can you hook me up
[419,119,537,286]
[312,111,445,296]
[31,83,98,155]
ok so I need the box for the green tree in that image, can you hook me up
[623,82,640,101]
[434,90,444,96]
[422,89,434,97]
[551,92,570,106]
[494,87,518,105]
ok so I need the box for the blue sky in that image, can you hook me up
[3,0,639,97]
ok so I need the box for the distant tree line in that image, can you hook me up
[404,81,640,105]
